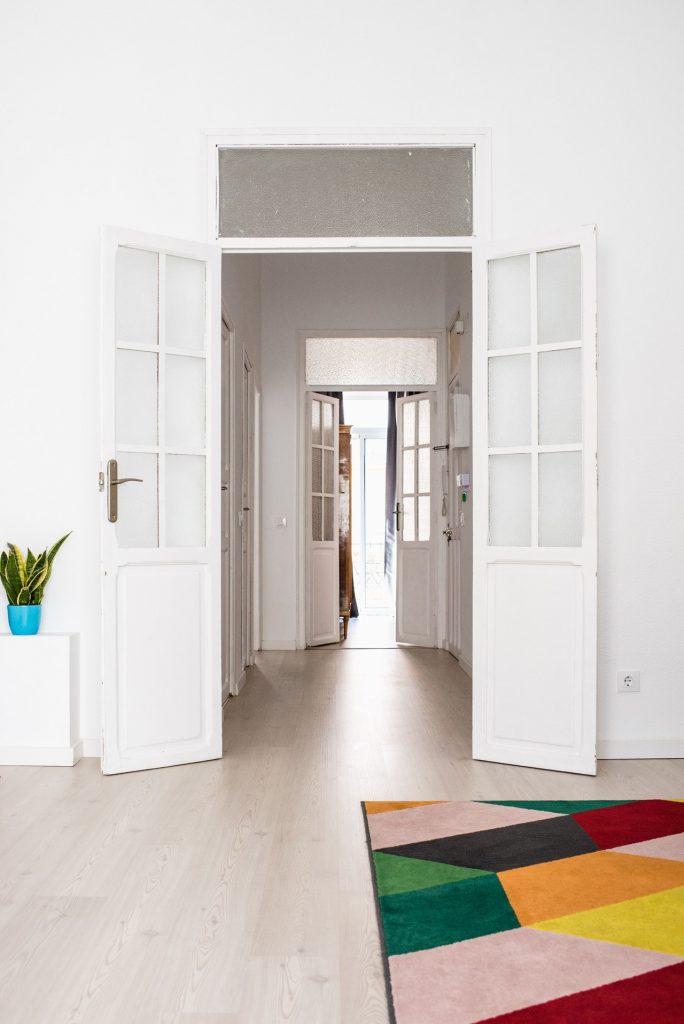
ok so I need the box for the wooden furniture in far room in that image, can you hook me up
[338,424,353,639]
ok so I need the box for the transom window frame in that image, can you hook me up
[206,129,491,253]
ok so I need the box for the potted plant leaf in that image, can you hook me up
[0,533,71,635]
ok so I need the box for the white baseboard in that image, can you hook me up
[0,741,82,767]
[447,643,472,678]
[458,656,473,678]
[81,737,101,758]
[598,738,684,760]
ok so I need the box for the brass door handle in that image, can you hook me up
[107,458,143,523]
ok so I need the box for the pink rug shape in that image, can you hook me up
[615,832,684,863]
[366,800,560,850]
[389,928,681,1024]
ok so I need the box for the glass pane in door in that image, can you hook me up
[538,348,582,445]
[402,450,415,494]
[166,354,206,449]
[165,256,206,351]
[115,247,158,345]
[166,454,206,546]
[115,451,158,548]
[311,399,321,444]
[116,349,158,446]
[488,354,531,447]
[402,496,415,542]
[489,453,531,546]
[488,255,530,350]
[537,246,581,345]
[312,447,322,492]
[539,452,582,546]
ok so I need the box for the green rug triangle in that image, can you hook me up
[372,851,490,897]
[480,800,636,814]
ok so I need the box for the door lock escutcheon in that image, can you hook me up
[107,458,143,523]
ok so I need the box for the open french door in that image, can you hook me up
[101,227,222,774]
[472,226,597,775]
[306,393,339,646]
[396,394,436,646]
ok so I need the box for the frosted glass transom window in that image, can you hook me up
[306,337,437,387]
[218,146,473,238]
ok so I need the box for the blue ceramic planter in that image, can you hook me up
[7,605,42,635]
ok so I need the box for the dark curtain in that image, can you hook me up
[323,392,359,618]
[385,392,418,591]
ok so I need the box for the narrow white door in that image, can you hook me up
[221,318,231,703]
[101,227,222,774]
[306,393,339,646]
[472,227,597,775]
[396,394,436,646]
[240,354,254,672]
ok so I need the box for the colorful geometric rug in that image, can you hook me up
[362,800,684,1023]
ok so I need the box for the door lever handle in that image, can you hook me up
[106,458,143,524]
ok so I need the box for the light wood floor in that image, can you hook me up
[1,648,683,1023]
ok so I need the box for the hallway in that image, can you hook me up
[2,649,683,1023]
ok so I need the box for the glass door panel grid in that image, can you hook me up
[401,397,431,543]
[114,245,208,548]
[311,398,336,542]
[487,246,583,548]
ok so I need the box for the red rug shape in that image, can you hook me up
[480,962,684,1022]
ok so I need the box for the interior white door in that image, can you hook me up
[221,318,231,703]
[306,393,340,646]
[101,227,222,774]
[240,353,255,673]
[472,227,597,775]
[396,394,436,646]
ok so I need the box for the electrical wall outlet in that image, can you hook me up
[617,671,640,693]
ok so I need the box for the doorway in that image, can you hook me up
[300,328,446,653]
[347,392,394,648]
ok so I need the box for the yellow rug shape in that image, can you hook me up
[533,884,684,957]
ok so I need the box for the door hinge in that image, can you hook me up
[98,471,105,492]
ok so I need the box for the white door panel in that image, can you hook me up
[307,393,339,646]
[396,394,435,647]
[473,226,597,775]
[101,227,222,775]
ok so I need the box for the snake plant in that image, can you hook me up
[0,533,71,606]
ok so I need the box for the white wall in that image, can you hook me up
[260,253,447,648]
[2,0,683,754]
[445,255,473,671]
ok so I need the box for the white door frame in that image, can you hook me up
[210,128,489,652]
[295,329,448,650]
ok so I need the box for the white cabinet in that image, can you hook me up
[0,634,81,766]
